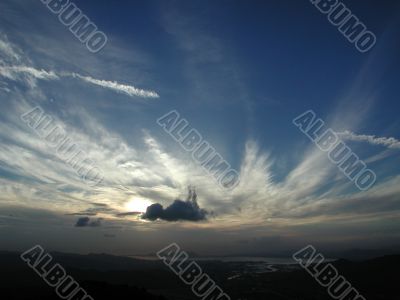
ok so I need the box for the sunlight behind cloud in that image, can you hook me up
[125,197,153,213]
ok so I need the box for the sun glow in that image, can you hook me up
[124,197,153,213]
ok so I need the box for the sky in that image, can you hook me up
[0,0,400,256]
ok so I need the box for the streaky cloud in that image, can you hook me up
[0,33,22,62]
[0,66,59,80]
[0,64,159,99]
[70,73,160,99]
[338,130,400,149]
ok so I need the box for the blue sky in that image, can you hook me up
[0,0,400,255]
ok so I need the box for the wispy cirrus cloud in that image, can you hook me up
[0,65,59,80]
[70,73,159,99]
[0,34,159,99]
[0,37,21,62]
[0,64,160,99]
[338,130,400,150]
[0,19,396,232]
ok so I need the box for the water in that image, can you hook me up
[131,255,299,264]
[195,256,298,264]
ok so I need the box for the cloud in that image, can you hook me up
[70,73,160,99]
[68,212,98,216]
[75,217,102,227]
[115,212,142,217]
[67,203,116,217]
[338,130,400,149]
[0,28,398,232]
[75,217,90,227]
[142,187,208,222]
[0,66,59,80]
[0,34,22,62]
[0,81,10,93]
[0,33,159,99]
[0,65,59,88]
[0,64,159,99]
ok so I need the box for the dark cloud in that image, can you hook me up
[142,187,208,222]
[75,217,102,227]
[75,217,90,227]
[115,211,142,217]
[68,203,116,217]
[92,203,108,207]
[67,212,97,216]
